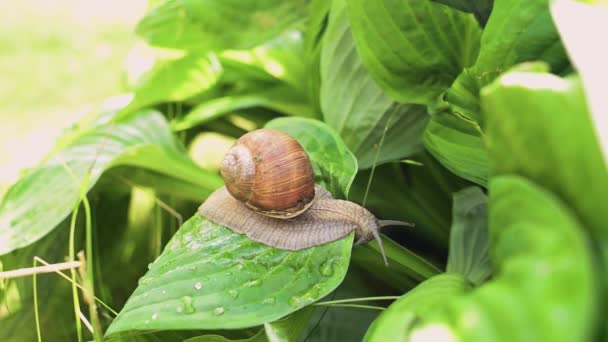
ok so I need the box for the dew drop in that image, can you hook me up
[288,295,312,308]
[180,296,196,314]
[244,279,261,287]
[151,313,158,320]
[227,289,239,299]
[288,296,301,308]
[319,260,334,277]
[213,307,225,316]
[147,263,154,270]
[262,297,276,305]
[194,281,203,290]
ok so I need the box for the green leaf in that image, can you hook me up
[265,117,358,199]
[475,0,568,84]
[367,176,598,341]
[446,187,490,286]
[221,31,308,94]
[345,0,481,104]
[413,176,597,341]
[304,0,332,116]
[320,0,428,168]
[172,85,314,131]
[0,109,222,255]
[105,215,354,334]
[136,0,308,51]
[426,0,569,182]
[443,0,569,124]
[551,0,608,165]
[124,53,222,115]
[423,111,488,185]
[431,0,494,26]
[364,274,471,342]
[482,65,608,259]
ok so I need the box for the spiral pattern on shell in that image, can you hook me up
[220,128,316,218]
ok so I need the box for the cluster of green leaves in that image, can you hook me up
[1,0,607,341]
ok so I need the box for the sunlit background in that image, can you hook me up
[0,0,147,192]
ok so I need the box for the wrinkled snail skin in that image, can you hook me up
[198,185,388,265]
[198,128,402,266]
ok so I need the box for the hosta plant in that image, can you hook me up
[1,0,607,341]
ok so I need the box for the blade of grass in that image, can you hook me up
[33,259,42,342]
[34,257,118,316]
[67,197,84,342]
[0,260,81,279]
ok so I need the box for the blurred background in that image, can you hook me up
[0,0,147,192]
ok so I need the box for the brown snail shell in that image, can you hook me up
[220,128,316,219]
[198,129,414,266]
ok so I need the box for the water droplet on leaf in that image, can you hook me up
[244,279,261,287]
[319,260,334,276]
[152,313,158,320]
[288,296,301,308]
[213,307,225,316]
[262,297,276,305]
[194,281,202,290]
[180,296,196,314]
[227,289,239,299]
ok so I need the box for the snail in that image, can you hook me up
[198,128,413,266]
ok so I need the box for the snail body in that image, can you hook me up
[198,129,411,266]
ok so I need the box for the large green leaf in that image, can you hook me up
[364,274,471,342]
[0,109,222,255]
[446,187,490,286]
[444,0,569,124]
[423,111,488,185]
[106,215,353,334]
[551,0,608,166]
[474,0,568,84]
[320,0,428,168]
[124,53,222,115]
[345,0,481,104]
[221,31,308,94]
[482,65,608,260]
[136,0,308,51]
[172,85,313,131]
[304,0,331,116]
[265,117,358,199]
[368,176,598,341]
